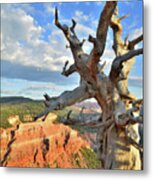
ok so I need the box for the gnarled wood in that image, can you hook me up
[128,34,143,50]
[36,2,143,170]
[34,84,93,120]
[110,8,143,101]
[61,61,76,77]
[87,2,117,78]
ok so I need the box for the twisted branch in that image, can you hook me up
[128,34,143,50]
[34,85,92,121]
[61,61,76,77]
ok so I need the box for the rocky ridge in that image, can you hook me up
[0,113,99,168]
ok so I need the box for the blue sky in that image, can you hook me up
[1,1,143,100]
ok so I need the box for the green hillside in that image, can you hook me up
[0,96,98,138]
[0,97,44,128]
[0,96,80,128]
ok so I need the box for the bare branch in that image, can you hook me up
[88,1,117,65]
[62,60,69,74]
[110,8,143,101]
[124,34,129,46]
[55,8,71,40]
[34,85,92,121]
[61,108,115,129]
[128,34,143,50]
[109,48,143,84]
[55,8,64,31]
[110,48,143,76]
[70,19,77,35]
[115,48,143,64]
[129,116,143,124]
[54,7,90,75]
[44,93,51,101]
[61,61,76,77]
[118,14,130,21]
[127,136,143,152]
[115,102,143,127]
[96,1,117,54]
[86,2,117,77]
[110,11,129,55]
[88,35,97,44]
[125,128,143,152]
[79,39,86,47]
[61,112,101,127]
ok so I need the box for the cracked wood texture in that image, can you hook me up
[35,1,143,170]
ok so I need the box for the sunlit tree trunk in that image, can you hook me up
[35,1,143,170]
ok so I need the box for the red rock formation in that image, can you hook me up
[0,114,91,168]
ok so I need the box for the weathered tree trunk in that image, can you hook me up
[35,1,143,170]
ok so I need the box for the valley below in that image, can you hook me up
[0,96,100,168]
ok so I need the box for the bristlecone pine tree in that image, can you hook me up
[35,1,143,170]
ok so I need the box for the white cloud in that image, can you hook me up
[129,27,143,41]
[76,23,95,38]
[1,5,43,42]
[43,3,55,16]
[74,10,90,22]
[0,3,120,76]
[1,4,74,72]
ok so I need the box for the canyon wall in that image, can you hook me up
[0,113,98,168]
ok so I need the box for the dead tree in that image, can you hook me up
[35,1,143,170]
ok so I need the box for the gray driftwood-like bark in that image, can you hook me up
[35,1,143,170]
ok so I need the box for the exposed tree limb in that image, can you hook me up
[79,39,86,47]
[115,48,143,64]
[115,102,143,127]
[44,93,51,101]
[61,61,76,77]
[88,35,97,44]
[61,109,114,129]
[110,12,129,55]
[61,112,101,126]
[34,85,92,121]
[110,48,143,82]
[90,1,117,59]
[125,127,143,152]
[95,1,117,57]
[128,34,143,50]
[70,19,77,35]
[87,1,117,77]
[118,14,130,21]
[55,7,69,38]
[62,60,69,72]
[54,7,91,77]
[110,6,143,103]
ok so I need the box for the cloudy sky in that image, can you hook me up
[1,0,143,100]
